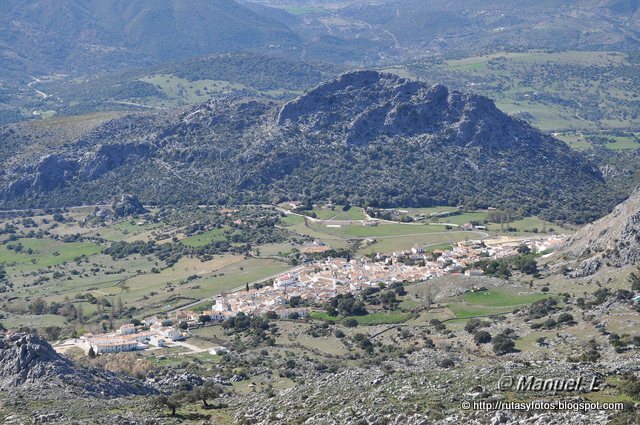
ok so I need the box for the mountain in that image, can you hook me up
[336,0,640,55]
[0,71,612,222]
[0,0,301,83]
[0,333,154,397]
[554,187,640,275]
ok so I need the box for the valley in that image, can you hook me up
[1,1,640,424]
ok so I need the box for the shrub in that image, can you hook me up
[492,333,516,355]
[438,358,455,368]
[474,330,492,344]
[343,318,359,328]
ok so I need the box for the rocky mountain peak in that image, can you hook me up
[276,70,516,147]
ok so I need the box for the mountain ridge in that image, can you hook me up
[555,186,640,275]
[0,71,613,223]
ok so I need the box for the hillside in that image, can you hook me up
[0,71,614,223]
[338,0,640,55]
[0,0,300,83]
[555,186,640,275]
[32,52,341,115]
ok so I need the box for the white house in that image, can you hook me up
[116,323,137,335]
[208,311,234,322]
[143,316,161,327]
[156,326,183,341]
[208,346,229,355]
[148,336,165,347]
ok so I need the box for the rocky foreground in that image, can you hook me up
[234,345,636,425]
[0,333,154,397]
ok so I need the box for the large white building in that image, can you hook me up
[89,339,139,354]
[274,273,298,289]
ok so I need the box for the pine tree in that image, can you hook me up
[116,297,124,316]
[76,305,84,324]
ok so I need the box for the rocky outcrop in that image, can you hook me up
[277,71,509,147]
[112,194,148,217]
[555,187,640,276]
[0,333,155,397]
[79,142,153,181]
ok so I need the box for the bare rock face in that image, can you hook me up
[555,187,640,276]
[0,333,155,397]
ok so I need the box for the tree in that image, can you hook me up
[343,318,358,328]
[620,374,640,400]
[109,304,115,329]
[416,283,436,311]
[154,393,184,416]
[199,315,212,324]
[464,318,484,334]
[76,304,84,324]
[44,326,62,341]
[88,346,96,359]
[474,330,492,344]
[517,244,531,254]
[492,333,516,355]
[29,298,48,315]
[191,383,223,408]
[246,282,250,292]
[288,295,302,308]
[116,297,124,316]
[438,358,455,368]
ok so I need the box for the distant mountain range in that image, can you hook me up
[2,0,639,86]
[0,0,301,82]
[338,0,640,55]
[0,71,615,223]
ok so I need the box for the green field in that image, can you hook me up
[302,206,368,221]
[447,289,551,319]
[457,290,550,307]
[139,75,247,106]
[357,233,475,256]
[485,216,560,234]
[0,238,102,271]
[180,228,227,247]
[310,310,411,325]
[0,313,68,329]
[311,222,448,238]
